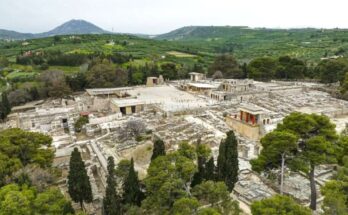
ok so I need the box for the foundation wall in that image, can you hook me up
[226,116,261,141]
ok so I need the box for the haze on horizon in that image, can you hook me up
[1,0,347,35]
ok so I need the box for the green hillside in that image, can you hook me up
[0,34,213,66]
[156,26,348,62]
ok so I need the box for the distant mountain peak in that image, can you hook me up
[40,19,108,37]
[0,19,109,40]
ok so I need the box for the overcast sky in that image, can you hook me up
[1,0,348,34]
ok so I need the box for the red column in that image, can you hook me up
[251,114,255,125]
[240,111,243,120]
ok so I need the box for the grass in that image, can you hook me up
[48,66,80,75]
[167,51,196,58]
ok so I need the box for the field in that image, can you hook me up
[167,51,196,58]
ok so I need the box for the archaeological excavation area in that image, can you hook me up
[2,73,348,214]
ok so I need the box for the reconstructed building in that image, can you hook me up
[226,104,271,141]
[189,72,206,82]
[110,98,145,115]
[146,75,164,87]
[86,87,132,97]
[219,79,254,93]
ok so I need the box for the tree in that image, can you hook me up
[205,157,216,181]
[172,197,200,215]
[66,72,87,91]
[250,131,298,194]
[68,147,93,209]
[209,55,243,78]
[103,156,121,215]
[160,63,178,80]
[251,195,311,215]
[276,56,307,79]
[123,158,143,206]
[0,92,11,120]
[0,184,34,215]
[0,129,54,185]
[321,156,348,214]
[33,187,74,215]
[86,63,128,88]
[217,131,239,192]
[120,119,146,140]
[0,184,74,215]
[151,138,166,161]
[315,58,348,83]
[7,89,32,106]
[0,55,9,67]
[74,116,89,132]
[247,57,277,81]
[191,143,211,187]
[40,70,72,98]
[192,181,240,215]
[142,149,196,214]
[276,112,338,210]
[115,159,131,185]
[212,71,223,80]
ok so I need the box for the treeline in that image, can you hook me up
[16,50,133,67]
[209,54,348,84]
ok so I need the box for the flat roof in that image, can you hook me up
[187,83,216,89]
[238,104,265,115]
[86,87,132,95]
[111,98,145,107]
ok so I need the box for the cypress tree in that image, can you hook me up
[0,102,5,121]
[103,156,121,215]
[217,140,226,181]
[151,138,166,161]
[68,147,93,210]
[205,157,216,181]
[0,92,11,120]
[191,153,206,187]
[217,131,239,192]
[191,139,207,187]
[123,158,143,206]
[2,92,11,115]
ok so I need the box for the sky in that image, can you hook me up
[1,0,348,35]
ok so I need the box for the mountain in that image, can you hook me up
[154,26,322,41]
[38,19,109,37]
[155,26,252,40]
[0,29,35,40]
[0,19,109,40]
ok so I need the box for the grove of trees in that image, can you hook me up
[251,112,341,211]
[0,128,74,215]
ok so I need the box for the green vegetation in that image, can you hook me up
[156,26,348,62]
[0,128,53,185]
[74,116,89,132]
[251,131,298,194]
[68,148,93,210]
[251,195,311,215]
[217,131,239,192]
[0,184,74,215]
[122,158,143,207]
[104,137,240,214]
[103,156,121,215]
[150,138,166,161]
[0,128,74,214]
[251,112,339,211]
